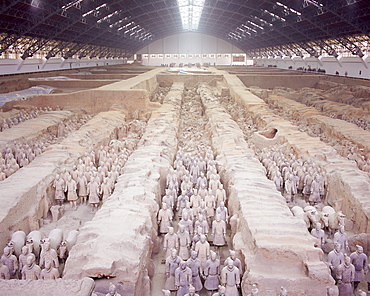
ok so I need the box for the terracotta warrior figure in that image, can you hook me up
[175,260,193,296]
[87,179,100,212]
[39,241,58,269]
[18,245,35,276]
[76,172,88,205]
[194,235,210,270]
[311,222,325,248]
[177,225,191,261]
[184,285,199,296]
[105,283,122,296]
[0,261,10,279]
[179,211,193,236]
[224,250,243,277]
[350,245,368,291]
[334,225,349,254]
[215,184,226,208]
[65,174,78,210]
[194,214,209,237]
[328,243,344,283]
[212,285,226,296]
[249,284,259,296]
[165,248,182,292]
[204,250,220,296]
[212,214,226,247]
[216,202,228,223]
[221,258,240,296]
[1,246,17,278]
[158,202,173,235]
[53,174,65,206]
[186,251,203,292]
[40,260,60,279]
[337,255,355,296]
[21,255,41,280]
[100,178,112,202]
[164,227,179,260]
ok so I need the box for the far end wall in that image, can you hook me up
[137,32,247,66]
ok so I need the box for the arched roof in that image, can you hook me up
[0,0,369,59]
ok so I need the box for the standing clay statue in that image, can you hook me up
[186,251,203,292]
[164,227,179,260]
[1,246,18,278]
[328,243,344,283]
[100,178,112,202]
[18,245,36,276]
[205,190,216,221]
[175,261,193,296]
[53,174,65,206]
[65,174,78,210]
[179,211,194,236]
[350,245,368,291]
[215,184,226,208]
[249,284,259,296]
[21,255,41,280]
[337,255,355,296]
[194,235,210,270]
[177,193,189,219]
[165,248,181,292]
[203,250,220,296]
[87,179,100,212]
[184,285,199,296]
[212,214,226,247]
[216,202,228,223]
[194,214,209,237]
[40,260,59,280]
[177,224,191,260]
[158,203,173,235]
[105,283,121,296]
[334,225,349,254]
[190,189,201,213]
[221,258,240,296]
[284,174,295,203]
[311,222,325,248]
[279,286,288,296]
[39,241,58,269]
[309,174,321,205]
[212,285,226,296]
[76,172,88,205]
[224,250,243,276]
[0,261,10,279]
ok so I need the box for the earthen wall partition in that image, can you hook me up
[29,79,119,89]
[156,73,223,88]
[221,71,370,234]
[65,74,136,80]
[0,110,72,153]
[237,74,324,89]
[63,82,184,296]
[2,68,164,113]
[265,95,370,157]
[0,110,126,253]
[0,277,95,296]
[199,84,335,296]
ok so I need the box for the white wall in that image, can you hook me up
[137,32,246,66]
[0,57,126,75]
[254,56,370,79]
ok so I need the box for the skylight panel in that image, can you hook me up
[276,2,302,16]
[62,0,83,11]
[177,0,205,31]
